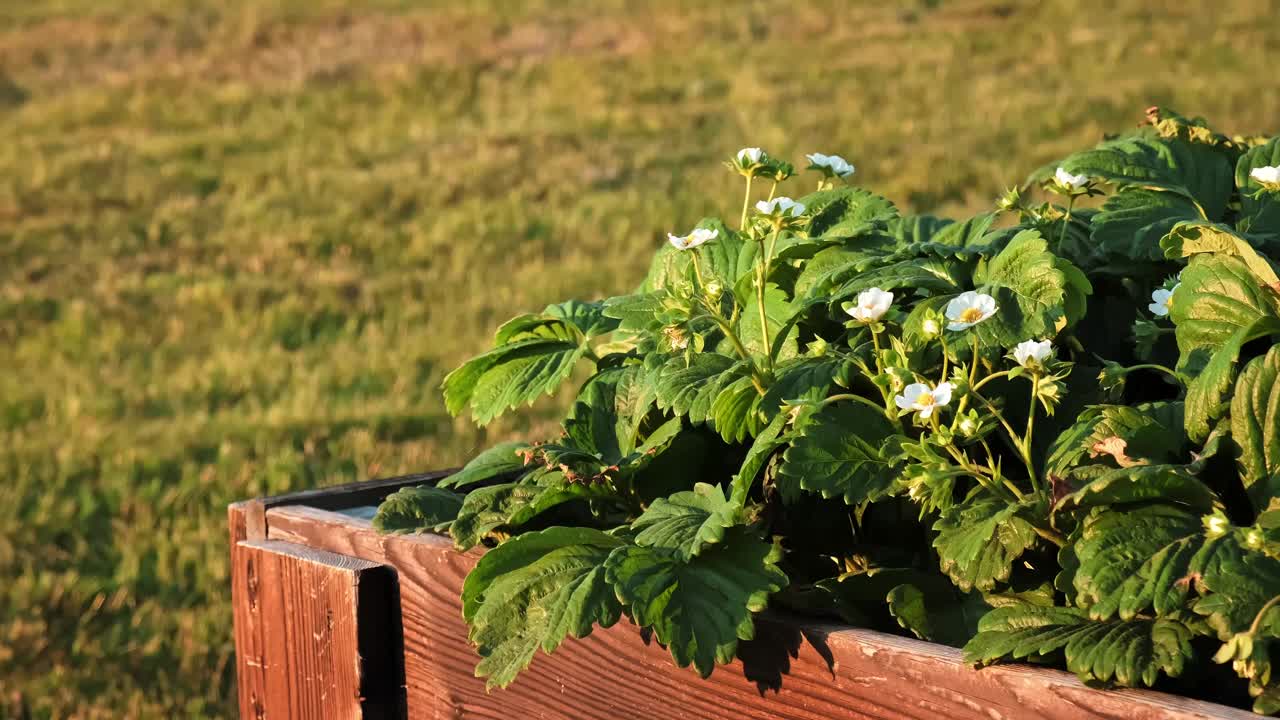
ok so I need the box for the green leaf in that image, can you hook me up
[1183,316,1280,443]
[813,568,924,626]
[778,401,899,505]
[650,353,736,424]
[443,336,586,425]
[1059,135,1232,220]
[542,299,621,337]
[709,371,764,444]
[792,240,893,299]
[603,291,669,333]
[970,229,1077,349]
[632,483,740,560]
[1233,345,1280,513]
[1068,504,1232,619]
[887,578,993,648]
[604,529,788,677]
[1172,254,1280,374]
[964,603,1195,687]
[1195,544,1280,639]
[1237,137,1280,237]
[1172,255,1280,441]
[462,527,625,688]
[799,187,899,240]
[373,485,464,534]
[730,410,791,506]
[829,257,964,307]
[450,481,612,551]
[444,300,619,426]
[933,492,1043,592]
[439,441,531,489]
[1045,402,1187,478]
[1161,221,1280,290]
[641,218,755,293]
[887,214,956,245]
[735,283,797,360]
[1091,188,1201,264]
[921,211,997,249]
[1056,464,1221,516]
[758,355,844,419]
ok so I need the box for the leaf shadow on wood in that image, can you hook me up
[635,620,834,695]
[736,622,835,695]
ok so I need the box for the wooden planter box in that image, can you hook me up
[229,471,1250,720]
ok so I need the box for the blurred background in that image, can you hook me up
[1,0,1277,716]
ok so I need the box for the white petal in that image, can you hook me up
[1251,166,1280,184]
[944,292,976,321]
[901,383,928,403]
[932,383,953,406]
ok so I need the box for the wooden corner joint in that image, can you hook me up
[231,538,405,719]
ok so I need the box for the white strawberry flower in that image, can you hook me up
[895,382,954,420]
[1149,284,1178,317]
[755,197,806,218]
[737,147,765,165]
[806,152,856,178]
[1203,511,1230,538]
[944,291,998,331]
[1251,166,1280,187]
[1054,167,1090,191]
[667,227,719,251]
[1013,339,1053,369]
[846,287,893,323]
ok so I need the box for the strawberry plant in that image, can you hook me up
[376,108,1280,713]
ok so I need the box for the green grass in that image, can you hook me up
[1,0,1277,716]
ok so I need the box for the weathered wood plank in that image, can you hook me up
[231,538,405,719]
[264,504,1250,720]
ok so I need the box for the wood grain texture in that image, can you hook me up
[263,504,1251,720]
[231,538,405,719]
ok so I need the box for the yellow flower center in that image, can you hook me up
[916,393,936,407]
[1164,296,1174,309]
[960,307,984,323]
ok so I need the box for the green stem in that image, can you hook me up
[1250,595,1280,636]
[1057,196,1075,248]
[971,389,1035,484]
[968,333,981,390]
[1025,373,1040,493]
[939,333,951,383]
[1033,525,1066,547]
[971,371,1011,394]
[740,175,754,230]
[756,225,780,371]
[691,251,707,292]
[869,327,884,376]
[767,180,778,202]
[1125,363,1184,386]
[710,314,767,395]
[932,416,1020,502]
[823,393,899,425]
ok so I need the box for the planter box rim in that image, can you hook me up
[230,471,1255,720]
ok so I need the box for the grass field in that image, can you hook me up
[2,0,1278,716]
